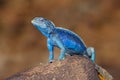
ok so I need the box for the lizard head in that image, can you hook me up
[31,17,55,37]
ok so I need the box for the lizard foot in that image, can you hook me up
[49,59,58,63]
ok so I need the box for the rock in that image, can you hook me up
[6,55,99,80]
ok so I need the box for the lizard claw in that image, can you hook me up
[49,60,54,63]
[49,59,57,63]
[58,57,65,61]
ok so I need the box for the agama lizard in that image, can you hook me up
[31,17,95,63]
[31,17,113,80]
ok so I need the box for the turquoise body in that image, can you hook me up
[31,17,95,62]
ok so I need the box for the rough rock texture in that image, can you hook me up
[6,56,99,80]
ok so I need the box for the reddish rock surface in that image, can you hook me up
[6,56,99,80]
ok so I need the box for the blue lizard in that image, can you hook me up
[31,17,95,63]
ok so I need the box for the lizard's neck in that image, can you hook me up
[34,24,56,38]
[34,26,49,38]
[41,28,55,38]
[41,31,49,37]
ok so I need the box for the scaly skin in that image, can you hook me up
[31,17,95,63]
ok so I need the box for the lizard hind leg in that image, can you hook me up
[86,47,96,62]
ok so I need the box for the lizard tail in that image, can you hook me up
[95,64,113,80]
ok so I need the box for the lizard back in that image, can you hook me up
[54,27,87,54]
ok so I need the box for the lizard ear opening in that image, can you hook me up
[48,20,55,28]
[47,20,55,33]
[51,21,55,27]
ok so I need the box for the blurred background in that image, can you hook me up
[0,0,120,80]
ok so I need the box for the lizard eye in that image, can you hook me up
[39,17,44,20]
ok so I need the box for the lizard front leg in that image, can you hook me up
[59,48,66,60]
[47,39,54,63]
[52,35,66,60]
